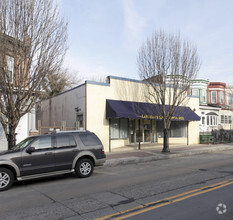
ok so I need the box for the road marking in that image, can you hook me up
[96,178,233,220]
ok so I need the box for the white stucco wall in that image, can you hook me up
[16,113,29,144]
[0,108,36,151]
[0,124,7,151]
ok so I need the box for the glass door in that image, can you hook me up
[129,120,135,143]
[136,119,143,143]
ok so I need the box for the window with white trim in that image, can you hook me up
[6,55,14,83]
[207,115,218,126]
[227,94,233,106]
[192,89,199,97]
[201,117,205,125]
[211,91,217,104]
[221,115,224,124]
[229,116,232,124]
[220,91,224,104]
[220,115,232,124]
[202,90,207,103]
[225,115,228,124]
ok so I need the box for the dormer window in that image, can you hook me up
[6,55,14,83]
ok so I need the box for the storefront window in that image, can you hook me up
[129,120,135,143]
[172,121,187,137]
[136,120,143,143]
[110,118,120,139]
[144,120,151,142]
[157,121,186,138]
[110,118,128,139]
[120,119,128,138]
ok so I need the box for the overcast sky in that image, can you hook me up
[59,0,233,84]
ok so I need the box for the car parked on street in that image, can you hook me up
[0,130,106,191]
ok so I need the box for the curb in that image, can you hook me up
[104,145,233,167]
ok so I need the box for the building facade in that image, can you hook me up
[37,76,200,152]
[0,34,36,151]
[191,80,233,132]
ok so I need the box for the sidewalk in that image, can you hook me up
[104,143,233,166]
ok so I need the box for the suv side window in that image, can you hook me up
[79,133,102,146]
[31,136,53,151]
[56,135,76,149]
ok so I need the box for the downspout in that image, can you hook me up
[109,118,111,152]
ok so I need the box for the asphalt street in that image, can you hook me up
[1,150,233,219]
[124,183,233,220]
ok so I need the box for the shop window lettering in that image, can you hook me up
[141,115,184,120]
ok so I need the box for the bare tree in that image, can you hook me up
[138,30,201,152]
[41,68,82,99]
[0,0,67,149]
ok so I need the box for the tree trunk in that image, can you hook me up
[7,126,17,150]
[162,128,170,153]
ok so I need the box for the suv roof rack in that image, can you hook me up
[51,130,89,133]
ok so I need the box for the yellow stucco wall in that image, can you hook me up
[85,77,200,152]
[188,121,200,144]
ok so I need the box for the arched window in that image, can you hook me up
[206,112,218,126]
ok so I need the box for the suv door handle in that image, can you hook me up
[45,152,53,155]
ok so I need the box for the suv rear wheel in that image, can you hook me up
[0,168,14,191]
[75,158,93,178]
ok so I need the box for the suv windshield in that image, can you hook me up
[12,137,36,151]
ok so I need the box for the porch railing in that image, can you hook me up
[200,129,233,144]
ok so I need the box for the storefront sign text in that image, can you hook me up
[140,115,184,120]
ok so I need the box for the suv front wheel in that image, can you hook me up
[0,168,14,191]
[75,158,94,178]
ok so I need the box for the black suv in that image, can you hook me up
[0,131,106,191]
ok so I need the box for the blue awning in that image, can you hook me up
[106,99,200,121]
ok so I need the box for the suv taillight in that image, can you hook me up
[101,146,105,154]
